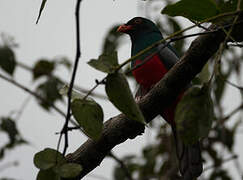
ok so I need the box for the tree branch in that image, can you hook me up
[64,15,243,180]
[61,0,82,155]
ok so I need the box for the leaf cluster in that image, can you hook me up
[34,148,82,180]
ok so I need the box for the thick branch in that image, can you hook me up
[64,18,243,180]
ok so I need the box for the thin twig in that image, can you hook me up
[83,78,106,100]
[203,154,238,172]
[220,103,243,123]
[55,126,81,134]
[17,61,107,99]
[61,0,82,156]
[14,95,31,121]
[108,152,133,180]
[0,73,79,127]
[211,3,242,87]
[219,72,243,91]
[189,19,209,31]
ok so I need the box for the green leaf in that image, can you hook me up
[0,117,18,143]
[54,57,72,71]
[161,0,219,21]
[102,25,123,54]
[71,99,103,140]
[37,169,60,180]
[198,62,210,83]
[175,84,214,144]
[36,77,63,110]
[88,51,119,73]
[33,59,55,80]
[56,163,82,178]
[34,148,66,170]
[0,46,16,75]
[105,72,145,124]
[36,0,47,24]
[217,0,243,13]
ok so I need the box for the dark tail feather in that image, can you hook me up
[172,126,203,180]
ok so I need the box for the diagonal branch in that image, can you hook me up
[0,72,79,127]
[63,15,243,180]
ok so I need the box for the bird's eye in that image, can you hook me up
[134,18,142,24]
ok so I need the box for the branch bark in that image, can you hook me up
[64,16,243,180]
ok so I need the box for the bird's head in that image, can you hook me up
[117,17,161,41]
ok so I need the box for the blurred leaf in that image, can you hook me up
[206,145,221,167]
[175,84,214,144]
[36,77,63,110]
[217,0,243,13]
[209,169,231,180]
[54,57,72,70]
[56,163,82,178]
[162,0,219,21]
[0,148,5,159]
[102,25,123,54]
[33,59,55,80]
[141,146,156,176]
[216,120,240,151]
[105,72,145,124]
[114,166,126,180]
[219,127,235,151]
[37,169,60,180]
[34,148,65,170]
[0,117,27,149]
[71,99,103,140]
[88,51,119,73]
[36,0,47,24]
[0,46,16,75]
[213,73,229,104]
[0,117,18,143]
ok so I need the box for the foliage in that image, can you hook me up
[0,46,16,76]
[175,84,214,145]
[162,0,219,21]
[34,148,82,179]
[71,98,103,140]
[0,117,28,160]
[105,72,145,124]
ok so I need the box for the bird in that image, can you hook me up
[117,17,203,180]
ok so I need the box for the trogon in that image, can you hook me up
[117,17,203,179]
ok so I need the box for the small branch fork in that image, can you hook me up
[60,0,83,156]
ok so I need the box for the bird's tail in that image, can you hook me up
[172,126,203,180]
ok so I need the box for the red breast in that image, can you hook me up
[132,54,168,89]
